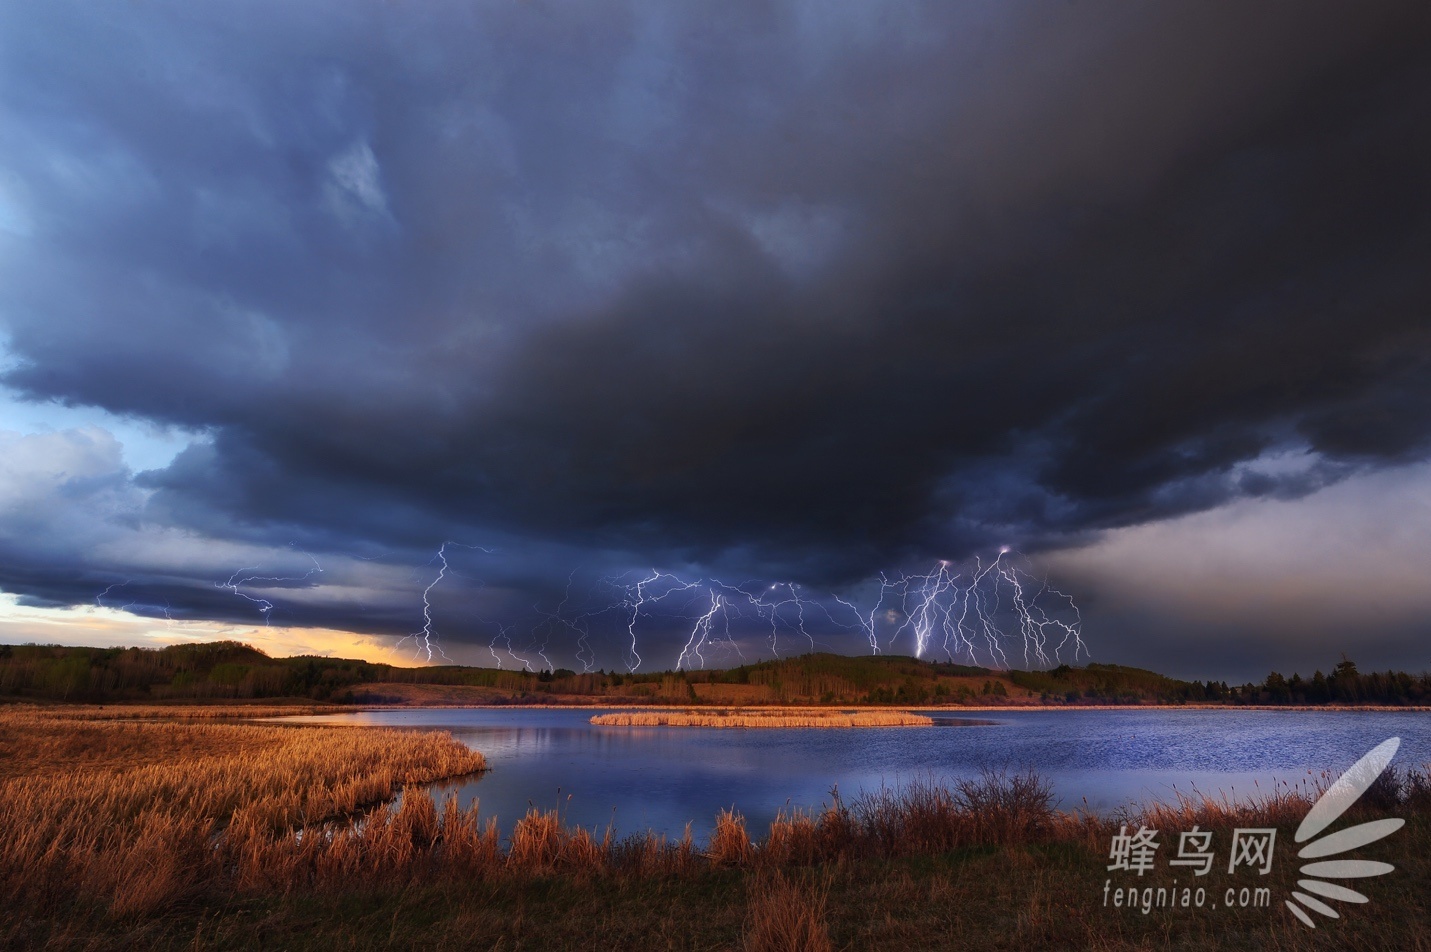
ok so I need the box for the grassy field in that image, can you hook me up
[589,709,934,727]
[0,706,487,917]
[2,704,1427,950]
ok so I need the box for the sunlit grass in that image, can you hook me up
[0,706,485,913]
[590,709,934,727]
[3,704,1427,950]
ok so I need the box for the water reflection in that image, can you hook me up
[280,708,1431,843]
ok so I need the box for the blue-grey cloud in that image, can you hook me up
[1,0,1429,669]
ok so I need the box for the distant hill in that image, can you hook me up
[0,642,1426,707]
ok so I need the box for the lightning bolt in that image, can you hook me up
[887,560,960,659]
[531,571,598,672]
[95,543,1087,674]
[592,571,850,672]
[485,623,533,671]
[395,541,492,663]
[94,580,133,610]
[620,570,696,672]
[675,590,724,670]
[734,581,818,658]
[215,548,323,626]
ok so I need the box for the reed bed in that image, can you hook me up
[590,709,934,728]
[0,712,1077,917]
[182,758,1431,933]
[183,769,1072,899]
[0,702,344,721]
[6,704,1428,940]
[0,708,486,914]
[1126,761,1431,833]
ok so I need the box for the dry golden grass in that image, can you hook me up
[1131,779,1319,833]
[0,706,344,780]
[508,807,598,874]
[743,872,834,952]
[7,702,1427,951]
[710,808,756,867]
[1,702,343,721]
[761,808,821,867]
[590,709,933,728]
[0,706,486,913]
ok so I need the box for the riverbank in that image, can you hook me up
[3,704,1428,950]
[297,699,1431,713]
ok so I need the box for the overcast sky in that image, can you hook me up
[1,1,1428,680]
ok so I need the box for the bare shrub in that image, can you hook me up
[814,789,858,860]
[1361,764,1405,812]
[954,767,1057,845]
[1403,764,1431,812]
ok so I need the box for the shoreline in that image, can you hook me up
[326,702,1431,713]
[7,698,1429,715]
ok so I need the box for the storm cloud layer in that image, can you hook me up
[1,1,1429,672]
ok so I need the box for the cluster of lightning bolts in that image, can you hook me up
[109,543,1084,673]
[380,545,1086,673]
[611,573,824,673]
[841,548,1086,670]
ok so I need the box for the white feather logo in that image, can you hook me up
[1285,737,1403,929]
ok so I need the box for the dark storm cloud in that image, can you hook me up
[2,0,1430,655]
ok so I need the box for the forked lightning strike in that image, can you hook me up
[385,547,1084,673]
[102,542,1086,675]
[838,550,1086,668]
[394,541,492,662]
[215,550,323,626]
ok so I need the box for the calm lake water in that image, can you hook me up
[283,708,1431,843]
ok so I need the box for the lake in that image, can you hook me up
[283,707,1431,843]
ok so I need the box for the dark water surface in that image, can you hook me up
[282,708,1431,842]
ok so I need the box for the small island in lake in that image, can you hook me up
[589,709,933,728]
